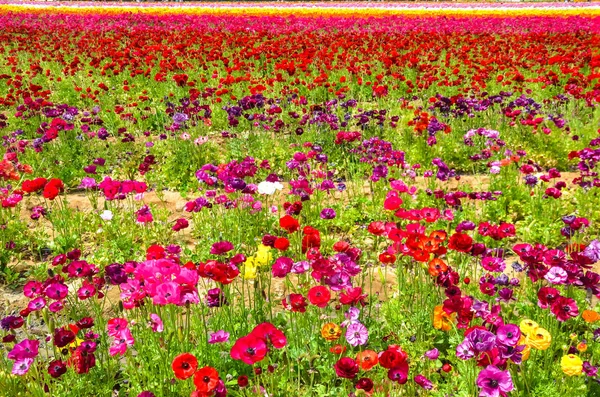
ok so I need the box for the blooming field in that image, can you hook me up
[1,2,600,396]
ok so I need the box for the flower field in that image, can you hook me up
[1,1,600,396]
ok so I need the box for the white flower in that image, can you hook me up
[257,181,283,195]
[100,210,113,221]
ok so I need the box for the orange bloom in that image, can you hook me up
[433,305,454,331]
[356,350,378,370]
[321,323,342,342]
[582,310,600,323]
[428,258,448,277]
[330,344,347,355]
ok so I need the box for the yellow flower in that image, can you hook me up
[519,319,539,337]
[321,323,342,342]
[69,337,84,349]
[526,327,552,350]
[254,244,272,267]
[242,257,257,280]
[518,336,531,361]
[561,354,583,376]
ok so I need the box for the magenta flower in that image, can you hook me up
[208,330,230,344]
[496,324,521,347]
[152,281,181,306]
[210,241,234,255]
[149,314,163,333]
[476,366,513,397]
[550,296,579,321]
[414,374,433,390]
[27,296,46,312]
[271,257,293,278]
[8,339,39,361]
[345,322,368,347]
[45,282,69,300]
[424,348,440,360]
[107,318,129,337]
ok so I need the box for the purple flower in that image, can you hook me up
[206,288,227,308]
[544,266,568,285]
[467,329,496,354]
[476,366,514,397]
[496,324,520,347]
[456,340,475,360]
[320,208,336,219]
[424,348,439,360]
[208,330,230,344]
[345,322,368,347]
[583,361,598,377]
[583,240,600,262]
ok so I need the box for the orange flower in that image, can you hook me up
[433,305,454,331]
[582,310,600,323]
[428,258,448,277]
[330,344,347,355]
[356,350,378,370]
[321,323,342,342]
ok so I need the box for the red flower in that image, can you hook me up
[22,177,47,193]
[172,353,198,380]
[193,366,219,394]
[448,233,473,253]
[302,226,321,253]
[279,215,300,233]
[282,293,308,313]
[378,345,408,369]
[273,237,290,251]
[230,335,268,365]
[333,357,359,379]
[42,178,64,200]
[307,286,331,308]
[339,287,367,306]
[330,344,347,355]
[250,322,287,348]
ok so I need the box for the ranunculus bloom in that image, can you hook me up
[307,286,331,308]
[321,323,342,341]
[356,350,378,370]
[561,354,583,376]
[193,366,220,394]
[476,365,514,397]
[171,353,198,380]
[230,335,268,365]
[333,357,359,379]
[345,322,368,347]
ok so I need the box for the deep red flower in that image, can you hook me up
[282,293,308,313]
[48,360,67,378]
[448,233,473,253]
[378,345,408,369]
[171,353,198,380]
[333,357,359,379]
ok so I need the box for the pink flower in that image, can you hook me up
[209,330,230,344]
[152,282,181,306]
[107,318,129,337]
[12,358,34,376]
[149,314,163,333]
[109,329,135,356]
